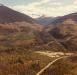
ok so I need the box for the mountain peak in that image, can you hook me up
[0,5,35,23]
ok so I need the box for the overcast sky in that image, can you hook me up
[0,0,77,18]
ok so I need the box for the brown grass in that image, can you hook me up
[42,55,77,75]
[0,49,55,75]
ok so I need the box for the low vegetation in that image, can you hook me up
[0,49,55,75]
[42,55,77,75]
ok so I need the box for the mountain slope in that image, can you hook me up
[51,12,77,25]
[0,5,66,51]
[48,13,77,51]
[0,5,35,23]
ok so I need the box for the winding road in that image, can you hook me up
[36,56,68,75]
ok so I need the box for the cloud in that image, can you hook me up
[11,0,77,18]
[12,4,42,18]
[73,0,77,4]
[12,0,51,17]
[40,0,51,3]
[25,0,51,7]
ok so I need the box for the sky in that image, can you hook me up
[0,0,77,18]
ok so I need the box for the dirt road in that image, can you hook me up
[36,56,67,75]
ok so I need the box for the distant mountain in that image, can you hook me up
[51,12,77,25]
[0,5,66,51]
[36,15,56,25]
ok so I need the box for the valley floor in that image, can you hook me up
[40,52,77,75]
[0,49,76,75]
[0,50,58,75]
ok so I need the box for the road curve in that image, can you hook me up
[36,56,67,75]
